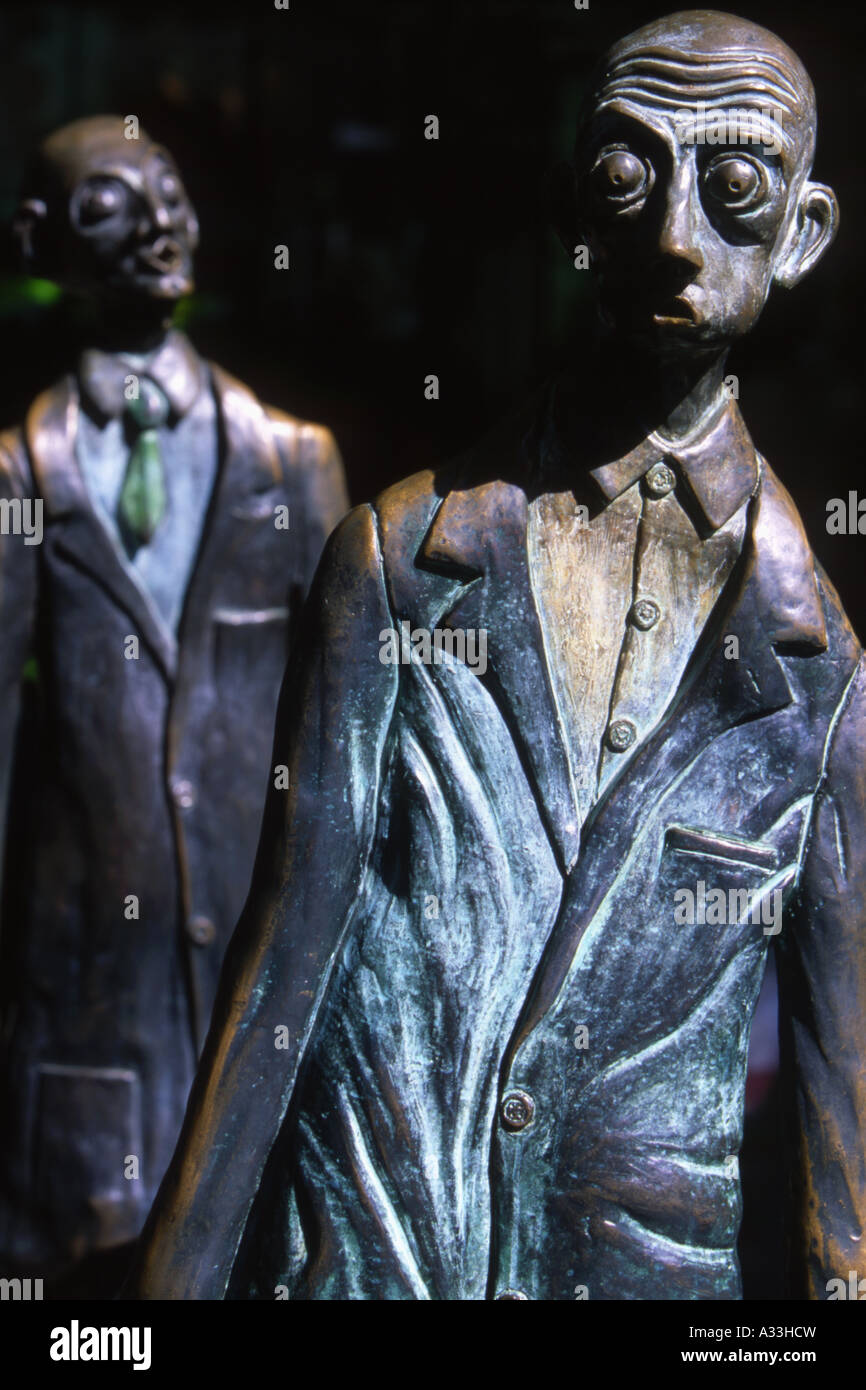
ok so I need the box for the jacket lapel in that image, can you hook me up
[26,376,177,680]
[508,458,827,1045]
[419,380,826,890]
[27,361,284,707]
[420,458,584,873]
[173,362,282,662]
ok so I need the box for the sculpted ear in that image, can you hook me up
[11,198,48,274]
[774,182,839,289]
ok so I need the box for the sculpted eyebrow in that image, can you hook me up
[586,109,669,150]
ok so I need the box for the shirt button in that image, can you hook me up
[497,1290,529,1300]
[500,1089,535,1132]
[607,718,636,753]
[630,598,660,631]
[186,915,216,947]
[644,461,676,497]
[170,777,196,809]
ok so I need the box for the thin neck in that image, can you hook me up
[586,327,732,446]
[72,293,178,356]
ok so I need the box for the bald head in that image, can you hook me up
[14,114,198,303]
[29,114,158,203]
[579,10,816,179]
[560,10,837,354]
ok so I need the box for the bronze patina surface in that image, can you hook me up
[131,14,863,1301]
[0,115,348,1289]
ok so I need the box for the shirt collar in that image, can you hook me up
[77,329,204,423]
[541,376,759,535]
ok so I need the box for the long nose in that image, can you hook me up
[657,157,704,271]
[136,176,189,238]
[136,194,172,237]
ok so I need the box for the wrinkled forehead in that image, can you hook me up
[581,30,815,174]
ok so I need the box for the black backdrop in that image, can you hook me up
[0,0,863,1302]
[0,0,863,618]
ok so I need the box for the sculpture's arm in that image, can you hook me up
[265,409,350,594]
[293,419,350,581]
[778,653,866,1299]
[129,502,399,1299]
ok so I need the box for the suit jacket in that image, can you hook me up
[131,392,866,1301]
[0,358,347,1270]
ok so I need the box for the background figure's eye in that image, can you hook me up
[74,177,129,227]
[159,171,182,204]
[590,148,652,206]
[703,154,767,210]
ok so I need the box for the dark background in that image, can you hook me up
[0,0,863,1301]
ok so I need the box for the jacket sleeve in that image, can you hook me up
[266,408,350,593]
[129,501,399,1299]
[296,421,350,577]
[778,653,866,1299]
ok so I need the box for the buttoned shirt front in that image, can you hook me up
[528,383,757,821]
[75,329,217,642]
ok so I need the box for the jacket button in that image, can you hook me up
[187,915,216,947]
[629,598,660,631]
[644,461,676,497]
[497,1290,529,1300]
[500,1090,535,1132]
[606,718,636,753]
[171,777,196,809]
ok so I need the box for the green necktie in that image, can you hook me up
[118,376,170,550]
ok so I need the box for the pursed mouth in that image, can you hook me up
[136,235,186,275]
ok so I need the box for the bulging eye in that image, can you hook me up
[159,171,182,203]
[703,154,768,210]
[590,147,653,207]
[74,178,128,227]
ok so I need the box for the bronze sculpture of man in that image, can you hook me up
[133,12,864,1300]
[0,115,348,1291]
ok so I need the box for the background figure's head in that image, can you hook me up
[557,10,838,356]
[13,114,198,307]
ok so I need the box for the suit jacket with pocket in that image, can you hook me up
[130,394,866,1301]
[0,358,347,1270]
